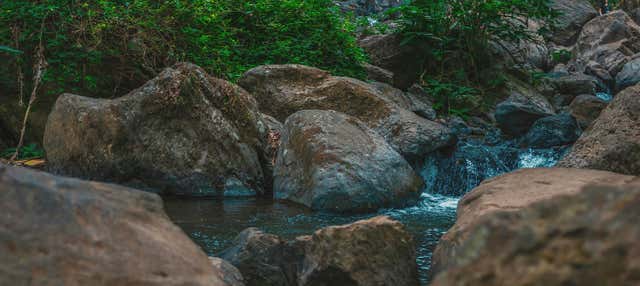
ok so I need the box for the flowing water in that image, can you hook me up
[165,138,569,284]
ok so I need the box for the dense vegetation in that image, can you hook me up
[0,0,365,99]
[392,0,557,115]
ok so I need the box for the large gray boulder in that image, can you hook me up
[44,63,269,197]
[431,168,637,278]
[431,170,640,286]
[522,113,581,148]
[238,64,455,162]
[219,216,420,286]
[549,0,598,46]
[0,163,241,286]
[558,84,640,176]
[274,110,423,213]
[573,11,640,77]
[495,78,555,136]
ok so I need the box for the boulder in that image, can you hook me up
[585,60,615,89]
[358,34,423,89]
[239,64,455,162]
[558,84,640,175]
[371,82,437,120]
[544,73,601,108]
[495,78,555,136]
[219,216,419,286]
[209,258,247,286]
[217,228,305,286]
[300,216,419,286]
[569,94,608,128]
[0,163,240,286]
[274,110,423,213]
[549,0,598,46]
[431,168,637,277]
[44,63,268,197]
[573,10,640,77]
[631,7,640,25]
[431,174,640,286]
[522,113,581,148]
[621,0,640,13]
[615,55,640,91]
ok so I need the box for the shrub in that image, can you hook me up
[0,0,366,98]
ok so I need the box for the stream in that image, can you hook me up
[165,138,569,284]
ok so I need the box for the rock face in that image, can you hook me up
[569,94,608,128]
[558,84,640,175]
[218,216,419,286]
[544,73,601,108]
[0,163,240,286]
[573,11,640,77]
[431,173,640,286]
[274,110,423,213]
[616,55,640,91]
[431,168,637,277]
[549,0,598,46]
[522,113,581,148]
[239,64,454,162]
[358,34,423,89]
[371,82,437,120]
[44,63,268,196]
[495,79,555,136]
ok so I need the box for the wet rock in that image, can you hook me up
[274,110,423,213]
[0,163,238,286]
[300,216,420,286]
[615,55,640,91]
[558,84,640,175]
[219,216,419,286]
[371,82,437,120]
[358,33,423,89]
[549,0,598,46]
[431,173,640,286]
[573,10,640,76]
[431,167,636,277]
[239,64,455,162]
[569,94,608,128]
[495,78,555,136]
[44,63,268,196]
[585,61,615,89]
[522,113,581,148]
[218,228,304,286]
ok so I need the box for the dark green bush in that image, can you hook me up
[0,0,366,98]
[392,0,557,115]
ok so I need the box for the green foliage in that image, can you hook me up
[551,49,572,64]
[424,78,478,118]
[392,0,557,115]
[0,45,22,55]
[1,143,44,160]
[0,0,366,98]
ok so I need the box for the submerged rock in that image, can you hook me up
[522,113,581,148]
[239,64,455,162]
[0,163,239,286]
[218,216,419,286]
[431,171,640,286]
[431,168,636,277]
[44,63,268,196]
[274,110,423,213]
[559,84,640,175]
